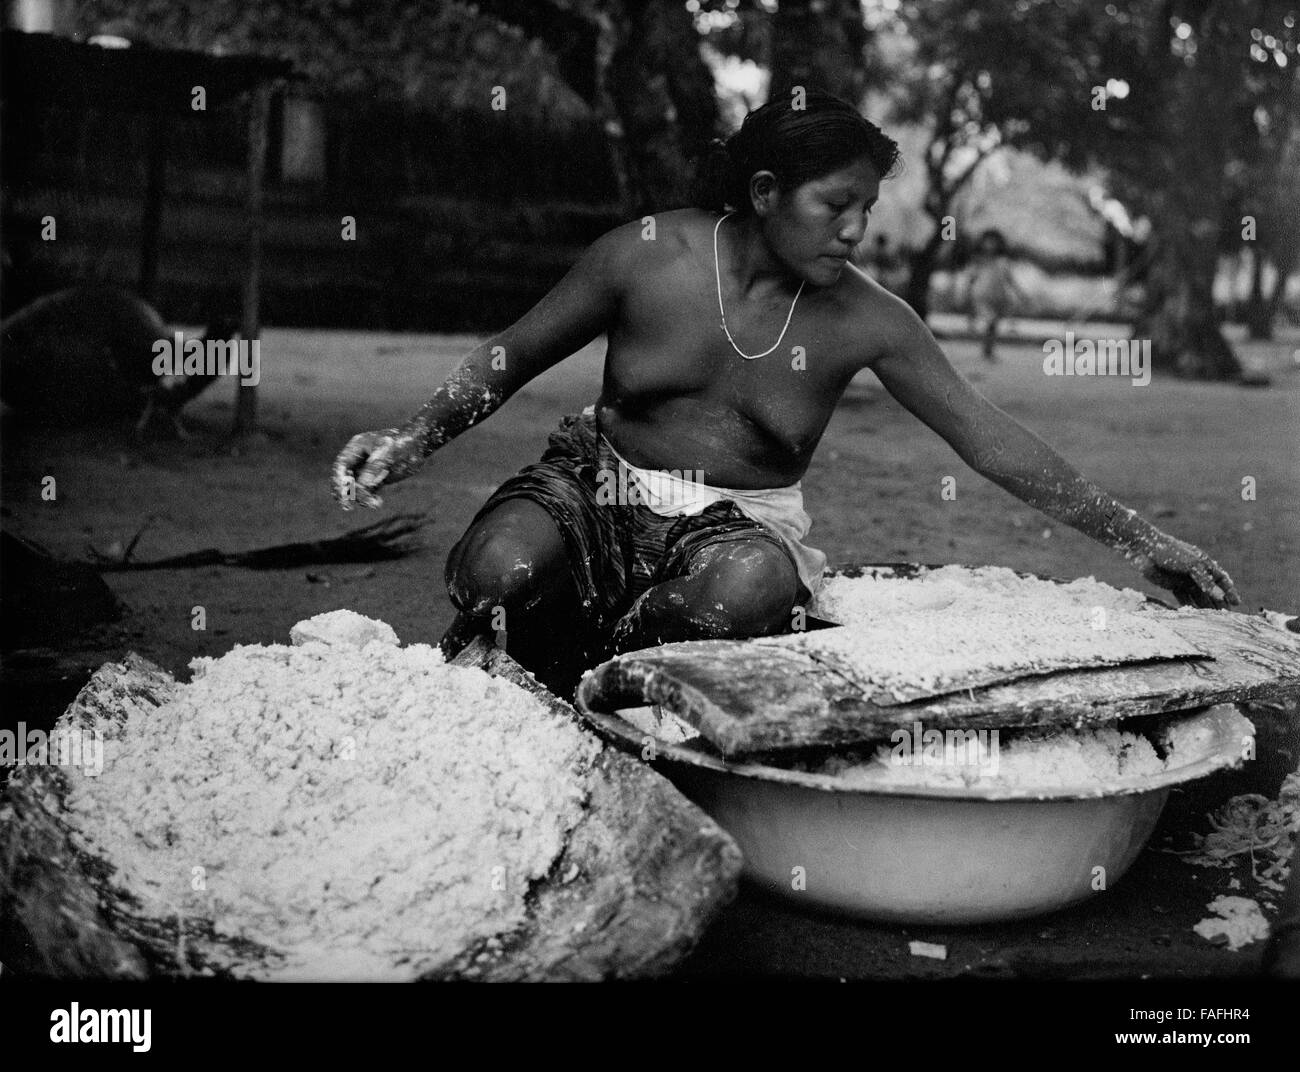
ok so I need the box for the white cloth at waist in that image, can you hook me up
[598,423,826,599]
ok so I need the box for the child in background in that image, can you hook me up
[964,229,1026,362]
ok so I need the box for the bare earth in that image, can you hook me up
[3,324,1298,978]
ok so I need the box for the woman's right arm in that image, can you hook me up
[332,223,633,508]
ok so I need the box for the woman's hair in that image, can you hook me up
[695,92,901,214]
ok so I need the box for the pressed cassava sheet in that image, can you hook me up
[759,602,1205,706]
[578,565,1300,758]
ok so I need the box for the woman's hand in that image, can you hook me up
[331,424,427,510]
[1129,533,1240,609]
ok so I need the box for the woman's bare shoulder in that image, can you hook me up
[586,210,715,298]
[612,208,714,254]
[590,208,711,262]
[824,265,938,370]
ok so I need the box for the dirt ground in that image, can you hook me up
[3,321,1298,978]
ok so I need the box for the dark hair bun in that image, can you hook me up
[692,92,901,216]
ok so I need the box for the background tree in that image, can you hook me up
[481,0,722,212]
[871,0,1099,318]
[1226,12,1300,341]
[606,1,720,212]
[72,0,1299,377]
[1087,0,1298,378]
[1243,126,1300,338]
[77,0,720,214]
[769,0,870,102]
[75,0,589,118]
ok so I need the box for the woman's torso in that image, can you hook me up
[597,210,882,489]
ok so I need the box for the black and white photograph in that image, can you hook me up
[1,0,1298,1051]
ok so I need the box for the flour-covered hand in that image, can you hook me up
[331,423,427,510]
[1130,533,1240,609]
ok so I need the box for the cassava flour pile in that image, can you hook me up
[62,610,600,981]
[790,565,1199,704]
[809,564,1152,625]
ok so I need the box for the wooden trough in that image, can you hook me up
[0,639,742,980]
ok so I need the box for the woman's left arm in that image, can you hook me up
[867,300,1239,608]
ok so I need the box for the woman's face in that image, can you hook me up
[754,156,881,287]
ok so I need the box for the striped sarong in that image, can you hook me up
[453,410,803,645]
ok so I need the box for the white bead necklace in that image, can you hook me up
[712,212,804,361]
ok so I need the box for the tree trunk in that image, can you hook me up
[591,10,632,209]
[483,0,718,215]
[1245,246,1273,340]
[607,0,717,214]
[1132,221,1242,380]
[234,82,272,436]
[903,226,946,320]
[769,0,868,104]
[1265,248,1295,327]
[1123,4,1244,381]
[902,90,975,323]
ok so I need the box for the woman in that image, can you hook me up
[332,93,1237,697]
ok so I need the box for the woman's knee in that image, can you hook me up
[685,541,800,636]
[445,502,569,616]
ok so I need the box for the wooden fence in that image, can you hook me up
[2,91,625,329]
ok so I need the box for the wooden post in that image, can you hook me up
[234,80,272,436]
[138,111,168,303]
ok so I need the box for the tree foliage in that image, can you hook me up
[872,0,1298,373]
[68,0,1300,374]
[73,0,591,125]
[870,0,1099,315]
[1083,1,1299,374]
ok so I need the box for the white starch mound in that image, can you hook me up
[62,613,600,980]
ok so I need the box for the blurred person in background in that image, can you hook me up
[963,228,1027,362]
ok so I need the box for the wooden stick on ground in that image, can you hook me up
[86,514,428,572]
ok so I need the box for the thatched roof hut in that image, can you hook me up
[71,0,596,134]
